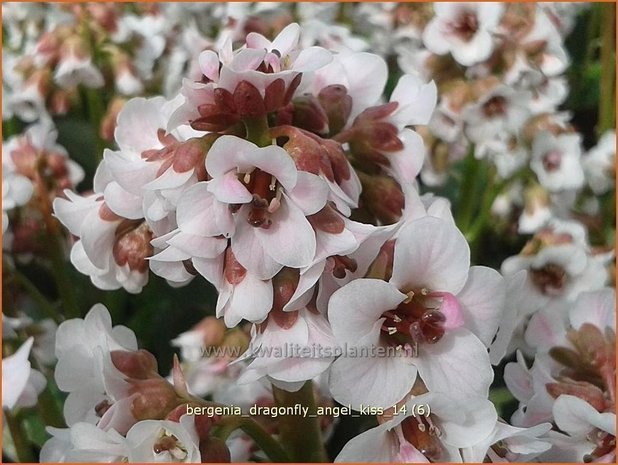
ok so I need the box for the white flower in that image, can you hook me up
[423,3,504,66]
[2,167,33,233]
[125,415,201,462]
[328,215,503,408]
[530,131,585,192]
[53,304,139,433]
[583,130,615,195]
[40,423,129,463]
[2,337,46,409]
[336,392,497,462]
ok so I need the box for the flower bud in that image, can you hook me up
[318,84,352,136]
[129,377,181,421]
[111,349,158,380]
[291,95,329,136]
[358,173,404,224]
[100,98,126,142]
[199,436,231,463]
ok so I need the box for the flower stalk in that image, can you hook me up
[272,382,327,462]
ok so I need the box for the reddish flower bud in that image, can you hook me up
[111,349,158,379]
[291,95,329,136]
[359,173,404,224]
[318,84,352,136]
[129,377,181,421]
[199,436,232,463]
[233,81,266,119]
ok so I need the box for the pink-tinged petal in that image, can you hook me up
[397,442,429,463]
[390,75,438,127]
[504,352,533,403]
[114,97,167,152]
[391,216,470,295]
[416,328,493,401]
[284,261,326,312]
[166,232,227,259]
[207,172,252,204]
[524,303,568,350]
[193,255,224,290]
[177,182,234,237]
[328,349,417,409]
[421,393,497,449]
[569,288,615,331]
[53,192,100,236]
[206,136,259,177]
[198,50,220,82]
[386,129,426,185]
[271,23,300,56]
[553,395,616,437]
[80,209,119,270]
[339,52,388,117]
[103,148,158,196]
[103,182,143,220]
[422,19,451,55]
[456,266,505,346]
[255,195,315,269]
[335,421,398,462]
[223,275,273,327]
[242,145,298,190]
[292,47,333,72]
[329,279,406,345]
[432,292,465,330]
[2,337,34,409]
[227,48,267,73]
[287,172,329,215]
[143,166,193,191]
[244,33,272,52]
[232,208,282,279]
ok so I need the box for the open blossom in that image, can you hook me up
[336,392,498,462]
[328,215,504,408]
[530,131,585,192]
[583,130,616,195]
[501,219,611,304]
[504,288,615,461]
[422,3,504,66]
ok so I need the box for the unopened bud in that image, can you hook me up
[199,436,231,463]
[291,95,329,136]
[111,349,158,379]
[318,84,352,136]
[359,173,404,224]
[100,98,126,142]
[129,377,181,420]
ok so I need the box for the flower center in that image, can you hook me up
[529,263,567,295]
[399,414,442,461]
[482,96,507,118]
[153,431,188,461]
[542,150,562,172]
[238,168,281,229]
[450,10,479,42]
[381,289,460,348]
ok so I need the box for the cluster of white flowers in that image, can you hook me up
[2,3,614,464]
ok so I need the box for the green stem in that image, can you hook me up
[3,409,36,462]
[466,174,505,244]
[272,382,327,462]
[36,386,66,428]
[599,2,616,134]
[46,230,80,319]
[455,148,481,234]
[85,87,107,161]
[244,116,272,147]
[7,264,63,323]
[215,416,290,463]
